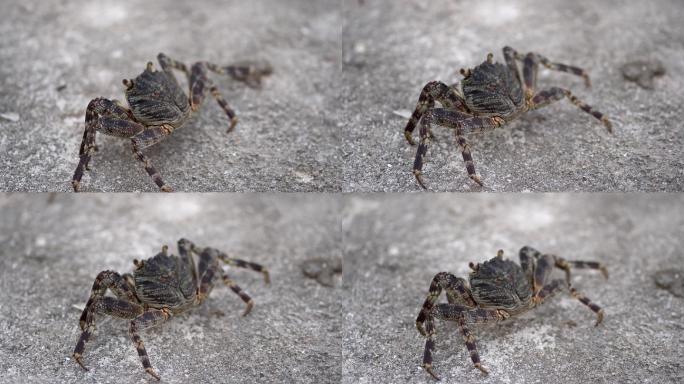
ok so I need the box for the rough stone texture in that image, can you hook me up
[0,0,340,192]
[342,194,684,383]
[342,0,684,192]
[0,194,342,383]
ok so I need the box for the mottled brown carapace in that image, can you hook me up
[404,47,612,189]
[72,54,272,192]
[416,246,608,380]
[72,239,270,380]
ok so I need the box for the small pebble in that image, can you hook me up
[0,112,20,122]
[654,269,684,298]
[621,59,665,89]
[301,257,342,287]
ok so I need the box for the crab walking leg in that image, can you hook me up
[404,81,468,145]
[157,53,190,84]
[502,46,524,91]
[79,270,140,330]
[72,98,141,191]
[129,308,171,381]
[412,112,433,189]
[222,273,255,316]
[73,297,143,370]
[217,252,271,284]
[531,87,613,132]
[535,279,565,302]
[190,63,239,133]
[421,317,440,380]
[459,319,489,374]
[553,256,610,285]
[569,286,605,326]
[205,60,273,88]
[413,108,502,188]
[416,272,476,336]
[130,127,175,192]
[512,49,591,88]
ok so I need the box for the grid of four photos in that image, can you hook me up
[1,0,682,383]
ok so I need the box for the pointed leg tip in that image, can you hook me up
[595,311,605,327]
[73,354,88,371]
[424,364,440,381]
[71,180,80,192]
[227,117,238,134]
[405,131,417,146]
[160,185,173,193]
[413,171,428,190]
[146,368,161,381]
[263,271,271,285]
[475,363,489,375]
[600,267,609,279]
[470,175,484,187]
[242,301,254,317]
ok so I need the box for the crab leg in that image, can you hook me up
[190,63,239,133]
[404,81,468,145]
[531,87,612,132]
[416,272,475,336]
[130,128,174,192]
[129,308,172,381]
[217,252,271,284]
[73,297,143,370]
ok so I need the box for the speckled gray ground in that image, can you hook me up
[342,194,684,383]
[0,0,340,192]
[342,0,684,192]
[0,194,342,383]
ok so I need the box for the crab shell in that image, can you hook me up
[469,255,533,311]
[461,60,525,118]
[124,65,191,128]
[133,250,198,311]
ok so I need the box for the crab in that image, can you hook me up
[71,53,272,192]
[416,246,608,380]
[72,238,270,380]
[404,46,613,189]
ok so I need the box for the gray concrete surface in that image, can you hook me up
[342,195,684,383]
[0,0,340,192]
[342,0,684,192]
[0,194,342,383]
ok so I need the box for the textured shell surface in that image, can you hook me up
[469,256,532,310]
[125,68,190,127]
[462,61,524,117]
[134,251,196,308]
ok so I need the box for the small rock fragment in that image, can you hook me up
[0,112,20,122]
[392,109,412,119]
[301,257,342,287]
[654,269,684,298]
[621,60,665,89]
